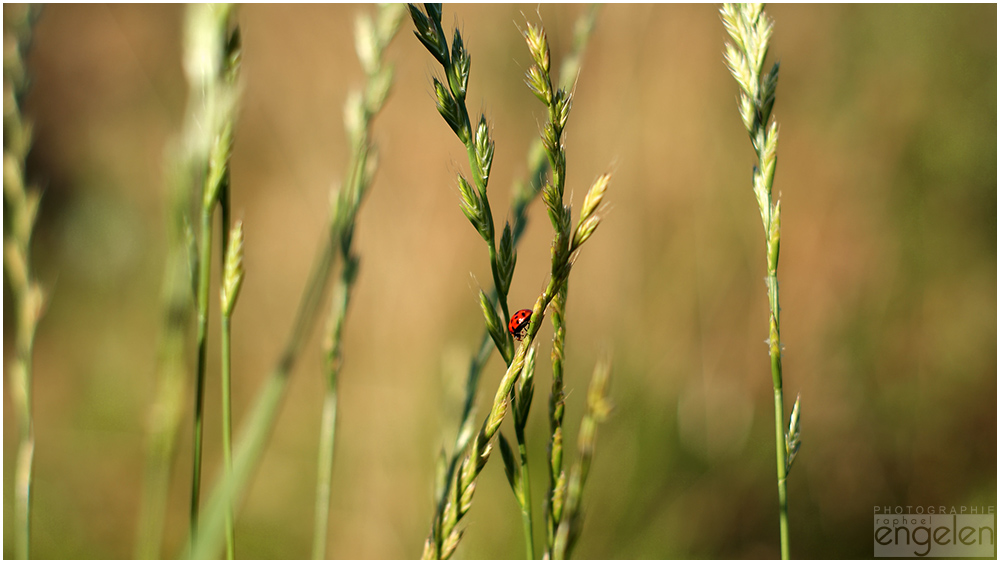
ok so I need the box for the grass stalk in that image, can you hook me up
[220,314,234,559]
[522,14,611,557]
[551,361,611,560]
[499,346,538,559]
[411,6,599,558]
[523,12,577,554]
[312,380,338,560]
[219,183,234,557]
[190,196,214,540]
[515,444,536,559]
[3,6,41,558]
[773,386,788,558]
[513,354,537,560]
[186,6,402,558]
[312,254,355,560]
[311,5,405,558]
[406,2,516,358]
[428,169,608,558]
[515,12,599,556]
[184,4,241,548]
[189,113,343,562]
[136,4,242,555]
[136,213,193,559]
[408,3,518,555]
[407,5,517,555]
[410,5,609,558]
[220,220,245,559]
[721,4,802,559]
[545,284,567,555]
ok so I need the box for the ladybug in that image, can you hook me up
[508,308,533,341]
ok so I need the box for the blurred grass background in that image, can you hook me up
[2,3,996,559]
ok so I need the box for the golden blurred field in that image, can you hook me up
[3,4,996,559]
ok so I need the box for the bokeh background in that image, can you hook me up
[3,3,996,559]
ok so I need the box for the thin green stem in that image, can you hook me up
[311,7,404,555]
[510,317,539,560]
[769,268,788,559]
[190,368,290,559]
[12,343,35,561]
[191,172,343,559]
[220,179,231,265]
[221,313,236,559]
[313,259,353,559]
[722,4,795,558]
[312,378,338,559]
[552,361,610,560]
[524,15,577,557]
[774,385,789,559]
[190,5,404,556]
[190,203,215,545]
[515,419,535,559]
[545,283,567,556]
[219,176,234,560]
[219,218,244,562]
[188,234,334,558]
[186,6,239,550]
[9,207,38,563]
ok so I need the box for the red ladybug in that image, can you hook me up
[508,308,533,340]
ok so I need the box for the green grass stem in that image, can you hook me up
[135,4,241,555]
[188,218,356,558]
[722,4,802,558]
[311,7,405,558]
[190,198,214,542]
[773,386,789,558]
[185,6,402,558]
[3,6,41,559]
[136,52,198,563]
[545,284,567,556]
[220,220,245,559]
[512,357,537,560]
[189,144,337,560]
[523,14,610,556]
[220,315,235,559]
[179,3,241,550]
[311,378,339,560]
[551,361,611,559]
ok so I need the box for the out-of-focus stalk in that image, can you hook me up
[3,6,42,559]
[311,6,406,558]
